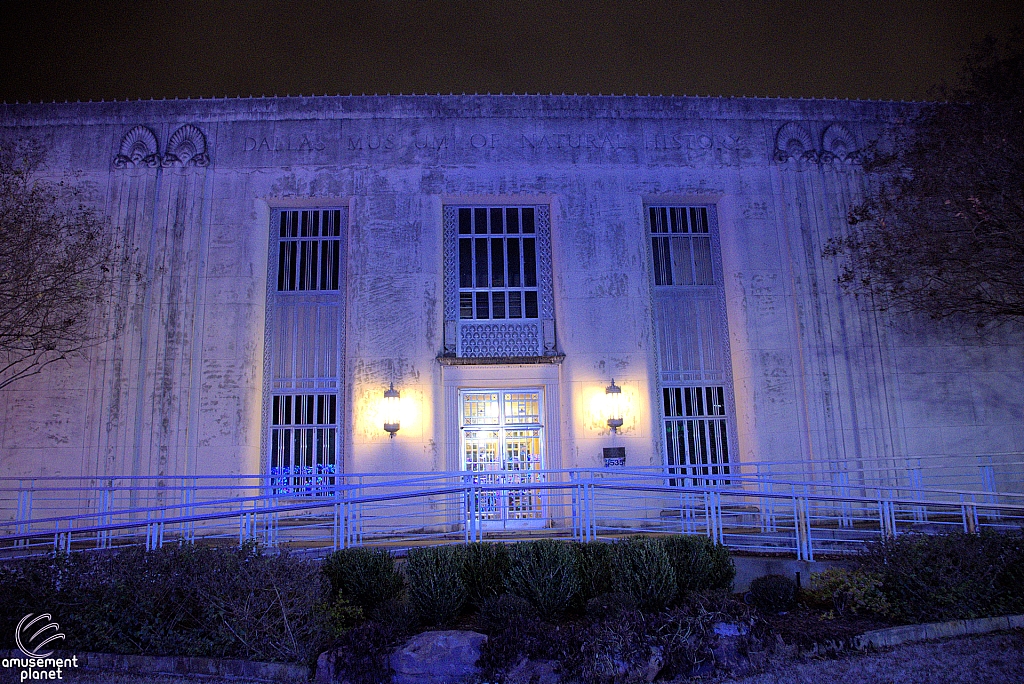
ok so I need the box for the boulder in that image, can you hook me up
[390,630,488,684]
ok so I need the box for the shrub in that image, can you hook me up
[505,540,579,619]
[748,574,795,614]
[0,543,331,665]
[611,536,677,612]
[321,547,405,613]
[458,542,509,608]
[326,619,409,684]
[574,541,615,603]
[405,545,467,626]
[805,568,890,617]
[477,594,544,679]
[662,534,736,595]
[857,530,1024,622]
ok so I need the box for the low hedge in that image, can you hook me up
[0,542,330,665]
[850,529,1024,623]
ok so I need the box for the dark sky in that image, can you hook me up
[2,0,1022,103]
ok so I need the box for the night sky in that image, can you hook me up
[1,0,1022,103]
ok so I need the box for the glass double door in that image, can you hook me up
[460,389,544,527]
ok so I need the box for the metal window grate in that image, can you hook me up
[457,207,539,320]
[277,210,343,292]
[265,208,347,495]
[649,206,733,484]
[269,394,338,496]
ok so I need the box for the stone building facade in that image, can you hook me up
[1,96,1021,519]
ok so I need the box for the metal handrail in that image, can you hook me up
[2,466,1022,561]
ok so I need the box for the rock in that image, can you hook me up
[390,630,488,684]
[314,650,336,684]
[505,657,560,684]
[645,645,664,682]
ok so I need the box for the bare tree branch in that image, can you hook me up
[826,29,1024,326]
[0,141,117,390]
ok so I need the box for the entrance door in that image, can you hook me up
[460,389,545,527]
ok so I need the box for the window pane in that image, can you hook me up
[525,291,538,318]
[474,208,487,234]
[672,237,695,286]
[692,236,713,284]
[475,238,489,287]
[490,207,504,234]
[690,207,709,233]
[459,238,473,288]
[459,207,471,234]
[508,291,522,318]
[652,236,672,286]
[460,293,473,319]
[506,208,519,234]
[492,292,506,319]
[507,238,521,287]
[476,292,489,319]
[491,238,505,287]
[523,238,536,287]
[522,207,535,233]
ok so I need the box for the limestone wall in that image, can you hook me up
[0,95,1019,500]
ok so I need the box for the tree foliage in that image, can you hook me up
[827,30,1024,325]
[0,142,115,390]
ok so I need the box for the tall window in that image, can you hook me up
[264,209,346,495]
[648,206,733,484]
[444,205,555,358]
[457,207,539,321]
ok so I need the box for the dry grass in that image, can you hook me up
[714,631,1024,684]
[2,632,1021,684]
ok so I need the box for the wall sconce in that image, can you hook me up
[604,379,623,433]
[383,382,401,438]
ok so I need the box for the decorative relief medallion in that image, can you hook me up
[113,125,160,168]
[163,124,210,167]
[774,122,861,166]
[459,322,541,357]
[820,123,860,164]
[774,122,818,163]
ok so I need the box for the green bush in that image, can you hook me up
[505,540,579,619]
[406,545,467,626]
[661,534,736,595]
[574,541,615,603]
[748,574,795,614]
[611,536,677,612]
[321,547,405,613]
[857,530,1024,622]
[477,594,544,680]
[0,543,330,665]
[458,542,509,608]
[805,568,890,617]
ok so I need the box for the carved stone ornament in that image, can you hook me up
[113,125,160,168]
[774,122,818,163]
[821,123,861,164]
[163,124,210,167]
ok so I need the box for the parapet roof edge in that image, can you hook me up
[0,93,921,126]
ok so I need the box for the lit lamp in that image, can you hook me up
[383,383,401,438]
[604,379,623,433]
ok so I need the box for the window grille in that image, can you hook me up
[460,389,544,524]
[457,207,539,320]
[276,209,343,291]
[264,208,347,495]
[444,205,555,357]
[269,394,338,496]
[648,206,733,484]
